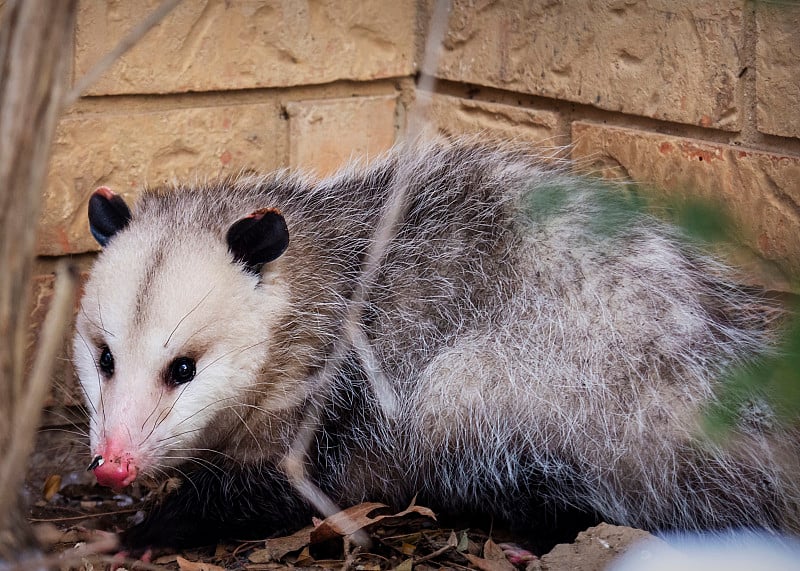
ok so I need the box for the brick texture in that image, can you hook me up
[426,95,567,150]
[572,121,800,280]
[286,95,398,178]
[437,0,745,130]
[75,1,415,95]
[756,1,800,138]
[41,102,283,256]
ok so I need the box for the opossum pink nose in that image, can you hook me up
[93,454,138,490]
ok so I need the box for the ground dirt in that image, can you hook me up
[24,417,656,571]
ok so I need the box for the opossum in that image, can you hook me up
[72,139,800,551]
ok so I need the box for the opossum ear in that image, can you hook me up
[226,208,289,274]
[88,187,132,247]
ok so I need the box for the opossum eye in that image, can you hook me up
[167,357,196,386]
[98,346,114,377]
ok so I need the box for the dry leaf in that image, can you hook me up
[176,555,226,571]
[394,559,413,571]
[483,538,509,562]
[213,544,230,558]
[464,553,515,571]
[376,503,437,526]
[456,530,470,552]
[249,525,313,563]
[294,546,314,566]
[461,539,517,571]
[249,500,437,564]
[311,501,436,543]
[311,502,388,542]
[43,473,61,501]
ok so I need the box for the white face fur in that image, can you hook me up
[73,226,288,484]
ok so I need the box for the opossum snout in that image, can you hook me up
[92,445,139,491]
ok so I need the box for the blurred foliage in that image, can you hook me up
[523,178,800,435]
[704,316,800,439]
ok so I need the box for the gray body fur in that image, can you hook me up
[74,140,799,546]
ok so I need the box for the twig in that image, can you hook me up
[413,543,455,565]
[0,262,79,529]
[28,508,139,524]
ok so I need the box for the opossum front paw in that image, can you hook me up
[109,548,154,571]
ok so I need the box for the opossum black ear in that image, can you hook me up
[226,208,289,274]
[88,187,132,247]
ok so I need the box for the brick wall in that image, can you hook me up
[28,0,800,405]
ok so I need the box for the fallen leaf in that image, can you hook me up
[176,555,226,571]
[394,559,413,571]
[462,539,517,571]
[43,474,61,501]
[456,530,470,552]
[294,546,314,566]
[248,525,313,563]
[311,502,388,542]
[311,501,436,543]
[376,504,437,527]
[248,501,438,564]
[465,553,515,571]
[483,538,508,562]
[213,544,230,558]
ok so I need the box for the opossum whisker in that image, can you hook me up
[162,455,226,477]
[231,402,284,422]
[231,407,263,456]
[40,412,90,435]
[164,286,215,348]
[73,328,101,417]
[38,426,91,442]
[169,447,237,464]
[171,396,241,430]
[192,336,274,379]
[43,406,90,429]
[140,408,168,448]
[140,388,165,432]
[151,383,194,435]
[78,298,112,338]
[97,295,108,336]
[154,427,204,445]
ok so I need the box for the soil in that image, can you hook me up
[23,416,655,571]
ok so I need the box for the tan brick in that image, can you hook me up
[286,95,398,178]
[40,102,282,256]
[756,1,800,138]
[424,94,567,150]
[75,0,414,95]
[571,121,800,281]
[437,0,744,130]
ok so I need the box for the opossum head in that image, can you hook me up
[73,187,291,490]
